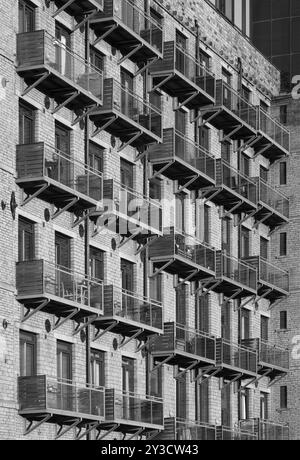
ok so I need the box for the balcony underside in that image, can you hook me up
[96,210,161,238]
[201,106,256,139]
[19,409,102,426]
[17,294,101,323]
[257,283,288,304]
[16,177,99,213]
[151,72,215,109]
[254,134,288,163]
[258,363,287,381]
[93,316,162,341]
[215,365,257,380]
[151,256,215,281]
[151,159,215,190]
[203,186,257,214]
[151,350,215,369]
[206,277,256,299]
[53,0,102,17]
[255,204,288,231]
[91,18,162,62]
[90,110,161,148]
[18,66,101,109]
[100,419,163,434]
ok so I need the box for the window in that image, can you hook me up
[280,105,288,125]
[55,233,71,269]
[279,233,287,256]
[89,142,104,174]
[260,100,269,113]
[204,204,210,245]
[240,227,250,258]
[20,331,37,376]
[221,385,231,426]
[196,295,209,333]
[175,109,187,136]
[176,30,187,50]
[149,178,162,201]
[221,142,231,163]
[176,373,187,419]
[199,49,211,70]
[55,123,70,155]
[176,284,187,328]
[280,162,287,185]
[18,217,35,262]
[261,316,269,341]
[19,102,35,145]
[241,85,251,103]
[196,379,209,423]
[239,388,250,420]
[89,247,104,281]
[90,48,104,73]
[176,194,186,234]
[148,355,162,398]
[90,350,105,387]
[19,0,35,33]
[222,68,232,86]
[149,274,162,303]
[260,165,268,182]
[280,311,288,330]
[240,308,250,340]
[121,69,134,117]
[120,159,134,189]
[55,24,71,78]
[260,237,269,260]
[260,392,269,420]
[199,126,210,151]
[280,386,288,409]
[240,153,250,177]
[121,259,134,292]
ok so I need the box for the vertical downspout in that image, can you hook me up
[84,21,91,441]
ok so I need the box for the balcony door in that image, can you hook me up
[20,331,37,377]
[122,357,135,420]
[176,374,187,420]
[55,23,71,79]
[121,259,134,318]
[176,30,187,74]
[221,385,231,427]
[176,284,187,342]
[121,69,134,118]
[54,124,70,186]
[57,341,73,411]
[55,233,71,298]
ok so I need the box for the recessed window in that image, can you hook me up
[280,162,287,185]
[20,330,37,376]
[19,0,35,33]
[261,316,269,341]
[279,233,287,257]
[280,105,288,125]
[19,102,35,145]
[280,386,288,409]
[280,311,288,330]
[18,217,35,262]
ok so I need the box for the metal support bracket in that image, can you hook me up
[92,116,117,137]
[135,57,159,77]
[93,321,118,341]
[55,419,81,440]
[136,338,150,353]
[150,161,174,181]
[234,135,261,155]
[198,109,221,128]
[75,422,100,441]
[220,125,243,143]
[268,296,287,311]
[149,260,174,278]
[253,142,272,159]
[73,315,98,336]
[127,427,144,440]
[118,132,142,152]
[53,309,79,331]
[52,91,79,114]
[119,329,143,349]
[175,270,199,289]
[200,279,222,297]
[152,354,175,373]
[222,373,242,388]
[52,197,79,220]
[254,210,273,229]
[118,44,143,65]
[72,105,96,126]
[193,365,220,383]
[268,372,287,388]
[92,24,118,46]
[238,295,256,310]
[256,289,273,304]
[147,430,160,440]
[135,236,159,256]
[24,414,52,436]
[241,369,273,390]
[118,229,142,249]
[21,183,49,207]
[175,92,199,111]
[177,175,199,193]
[174,361,199,380]
[22,299,50,323]
[96,424,120,440]
[268,222,288,237]
[72,10,99,34]
[200,187,221,204]
[222,201,243,218]
[222,289,242,307]
[22,72,50,97]
[150,74,173,93]
[237,208,258,227]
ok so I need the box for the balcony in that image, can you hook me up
[104,389,163,434]
[201,80,257,140]
[202,159,257,215]
[16,260,103,324]
[90,78,162,149]
[90,0,163,63]
[206,252,257,299]
[216,425,257,440]
[149,323,216,370]
[154,418,216,440]
[16,30,103,111]
[242,339,289,380]
[51,0,104,19]
[93,285,163,341]
[18,375,105,429]
[254,108,290,162]
[148,128,216,190]
[16,143,102,215]
[240,419,289,441]
[254,178,289,230]
[150,41,216,109]
[95,178,162,238]
[244,256,289,303]
[148,228,216,282]
[215,338,257,380]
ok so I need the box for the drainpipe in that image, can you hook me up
[84,21,91,441]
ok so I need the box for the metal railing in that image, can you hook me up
[258,178,289,219]
[260,257,289,293]
[215,80,257,130]
[219,425,258,440]
[174,231,216,272]
[17,30,103,102]
[18,375,105,417]
[260,340,289,370]
[17,143,103,202]
[257,107,290,152]
[175,419,216,440]
[220,253,257,291]
[240,419,289,440]
[174,44,216,98]
[219,159,257,204]
[219,339,257,373]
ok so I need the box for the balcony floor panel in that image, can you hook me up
[100,419,163,434]
[257,284,288,303]
[258,365,288,380]
[16,177,99,211]
[255,204,288,230]
[151,159,215,190]
[54,0,102,17]
[255,134,289,163]
[151,350,216,369]
[19,409,104,425]
[202,107,256,139]
[16,294,102,322]
[93,316,162,339]
[151,72,215,108]
[91,18,162,61]
[151,256,215,281]
[215,366,257,380]
[207,278,256,298]
[17,66,102,108]
[205,187,256,214]
[90,110,161,147]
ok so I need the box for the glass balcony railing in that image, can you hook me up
[16,260,104,311]
[174,232,216,271]
[17,30,103,103]
[218,426,258,440]
[257,178,289,219]
[174,419,216,440]
[218,252,257,292]
[257,107,290,153]
[105,389,163,427]
[218,159,257,205]
[18,375,105,418]
[103,285,163,331]
[217,338,257,374]
[260,258,289,293]
[240,419,289,441]
[16,143,103,203]
[215,80,257,130]
[260,340,289,370]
